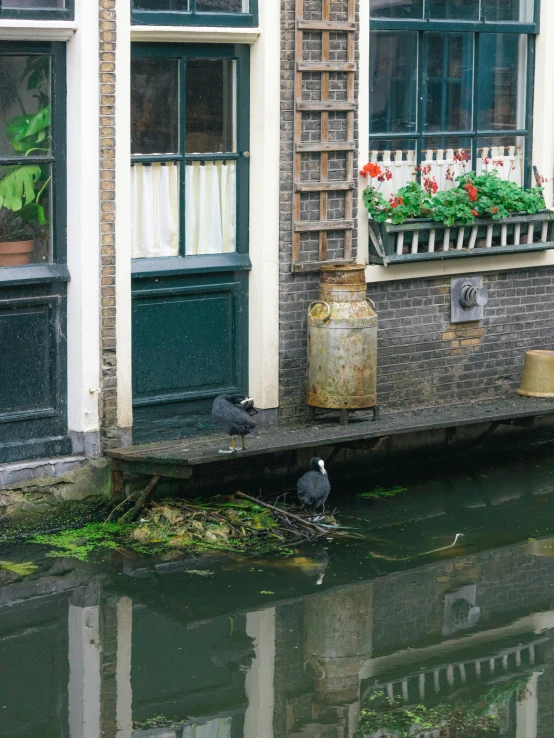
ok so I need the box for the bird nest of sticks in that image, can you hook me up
[129,491,340,554]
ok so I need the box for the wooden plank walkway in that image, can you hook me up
[108,397,554,480]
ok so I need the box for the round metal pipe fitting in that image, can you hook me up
[460,284,489,310]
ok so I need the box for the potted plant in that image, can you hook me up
[0,56,51,267]
[361,156,553,265]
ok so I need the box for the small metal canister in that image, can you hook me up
[307,264,377,411]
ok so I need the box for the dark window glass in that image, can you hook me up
[370,0,423,19]
[2,0,65,6]
[0,55,53,267]
[423,33,473,132]
[429,0,479,20]
[478,34,527,131]
[482,0,534,22]
[185,59,236,154]
[196,0,247,10]
[369,31,418,135]
[132,0,188,9]
[131,58,179,155]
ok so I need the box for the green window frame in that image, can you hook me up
[131,0,258,28]
[369,0,540,188]
[0,0,74,21]
[0,41,67,281]
[131,43,250,275]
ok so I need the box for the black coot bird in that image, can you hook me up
[297,457,331,512]
[212,394,258,454]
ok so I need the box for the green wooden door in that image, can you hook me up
[131,44,250,444]
[0,43,70,464]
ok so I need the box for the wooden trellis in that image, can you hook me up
[292,0,357,272]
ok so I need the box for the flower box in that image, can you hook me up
[368,211,554,266]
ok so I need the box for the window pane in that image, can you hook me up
[185,60,236,154]
[370,0,423,18]
[0,55,51,159]
[131,163,180,258]
[196,0,248,10]
[369,31,418,135]
[429,0,479,20]
[0,163,52,267]
[478,35,527,131]
[423,34,473,133]
[2,0,65,7]
[477,136,525,186]
[132,0,188,9]
[185,161,236,255]
[131,58,179,156]
[482,0,534,22]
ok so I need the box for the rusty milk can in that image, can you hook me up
[307,264,377,422]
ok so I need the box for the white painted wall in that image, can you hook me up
[248,0,280,409]
[115,0,133,433]
[66,0,101,443]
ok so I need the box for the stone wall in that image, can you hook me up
[99,0,119,450]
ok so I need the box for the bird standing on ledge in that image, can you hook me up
[297,457,331,512]
[212,394,258,454]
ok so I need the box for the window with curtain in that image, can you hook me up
[131,51,239,259]
[0,46,65,268]
[369,0,538,197]
[131,0,257,27]
[0,0,73,20]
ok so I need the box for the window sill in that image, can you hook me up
[131,253,252,278]
[0,263,70,287]
[130,24,260,44]
[0,19,76,40]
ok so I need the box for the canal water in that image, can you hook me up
[3,449,554,737]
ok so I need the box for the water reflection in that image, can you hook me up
[3,453,554,737]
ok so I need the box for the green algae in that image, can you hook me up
[359,485,408,500]
[31,522,129,561]
[0,561,38,577]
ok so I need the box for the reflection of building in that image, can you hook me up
[5,524,554,738]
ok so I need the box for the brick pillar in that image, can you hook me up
[99,0,119,450]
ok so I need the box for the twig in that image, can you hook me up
[235,491,328,536]
[104,490,140,524]
[119,476,161,523]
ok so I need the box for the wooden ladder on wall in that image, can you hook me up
[292,0,357,272]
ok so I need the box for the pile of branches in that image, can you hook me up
[130,491,331,553]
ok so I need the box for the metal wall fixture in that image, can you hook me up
[451,276,489,323]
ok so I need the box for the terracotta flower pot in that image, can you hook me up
[0,240,34,267]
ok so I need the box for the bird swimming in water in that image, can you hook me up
[297,457,331,512]
[212,394,258,454]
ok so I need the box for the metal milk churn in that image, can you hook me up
[307,264,377,416]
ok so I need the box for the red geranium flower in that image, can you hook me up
[360,162,382,179]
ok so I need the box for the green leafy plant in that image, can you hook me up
[0,56,51,243]
[361,157,547,227]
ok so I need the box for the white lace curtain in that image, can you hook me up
[368,146,524,200]
[131,160,236,258]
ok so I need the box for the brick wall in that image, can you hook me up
[99,0,118,450]
[369,268,554,410]
[279,0,359,423]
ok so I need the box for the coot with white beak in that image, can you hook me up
[297,457,331,512]
[212,394,258,453]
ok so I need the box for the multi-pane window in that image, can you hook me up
[131,0,258,27]
[0,44,65,268]
[0,0,73,21]
[131,46,248,259]
[369,0,538,196]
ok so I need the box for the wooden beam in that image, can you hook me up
[295,181,355,192]
[297,20,356,31]
[294,219,354,232]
